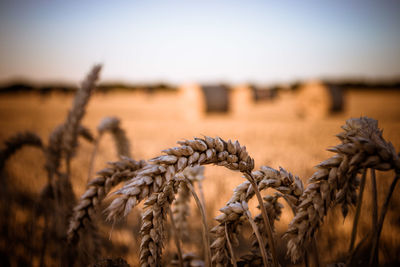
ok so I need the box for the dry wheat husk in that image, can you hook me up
[285,117,400,262]
[210,166,301,266]
[68,157,147,243]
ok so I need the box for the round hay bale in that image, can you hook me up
[296,80,344,119]
[231,84,253,116]
[201,85,230,113]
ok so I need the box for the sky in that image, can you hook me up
[0,0,399,85]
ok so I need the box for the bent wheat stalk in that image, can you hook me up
[0,131,43,172]
[87,117,131,182]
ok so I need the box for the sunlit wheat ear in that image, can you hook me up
[285,116,400,263]
[0,131,43,172]
[211,166,303,266]
[61,64,101,162]
[106,136,254,222]
[67,157,147,243]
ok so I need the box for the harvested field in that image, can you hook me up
[0,86,400,266]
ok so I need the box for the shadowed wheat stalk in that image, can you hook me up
[0,132,43,172]
[87,117,131,182]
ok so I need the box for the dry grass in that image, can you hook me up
[0,84,400,266]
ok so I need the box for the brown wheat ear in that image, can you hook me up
[67,157,147,243]
[285,117,400,262]
[61,64,102,164]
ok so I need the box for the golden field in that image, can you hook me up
[0,87,399,266]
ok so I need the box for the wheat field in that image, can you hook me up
[0,80,400,266]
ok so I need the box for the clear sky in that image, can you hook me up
[0,0,399,85]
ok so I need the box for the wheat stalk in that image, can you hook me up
[285,117,400,262]
[87,117,131,182]
[239,193,283,265]
[172,166,205,241]
[0,131,43,172]
[97,117,131,158]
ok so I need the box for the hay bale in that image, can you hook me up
[251,86,278,102]
[231,84,253,116]
[179,83,204,120]
[296,80,344,118]
[201,85,230,113]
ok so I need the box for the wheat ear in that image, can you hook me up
[285,117,400,262]
[211,166,303,266]
[106,136,254,222]
[68,157,147,243]
[140,180,179,266]
[61,64,101,165]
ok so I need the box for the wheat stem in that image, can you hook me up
[182,176,211,267]
[349,168,367,253]
[245,172,278,267]
[370,169,378,231]
[224,222,238,267]
[244,204,269,267]
[87,137,100,183]
[167,207,184,267]
[369,173,400,266]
